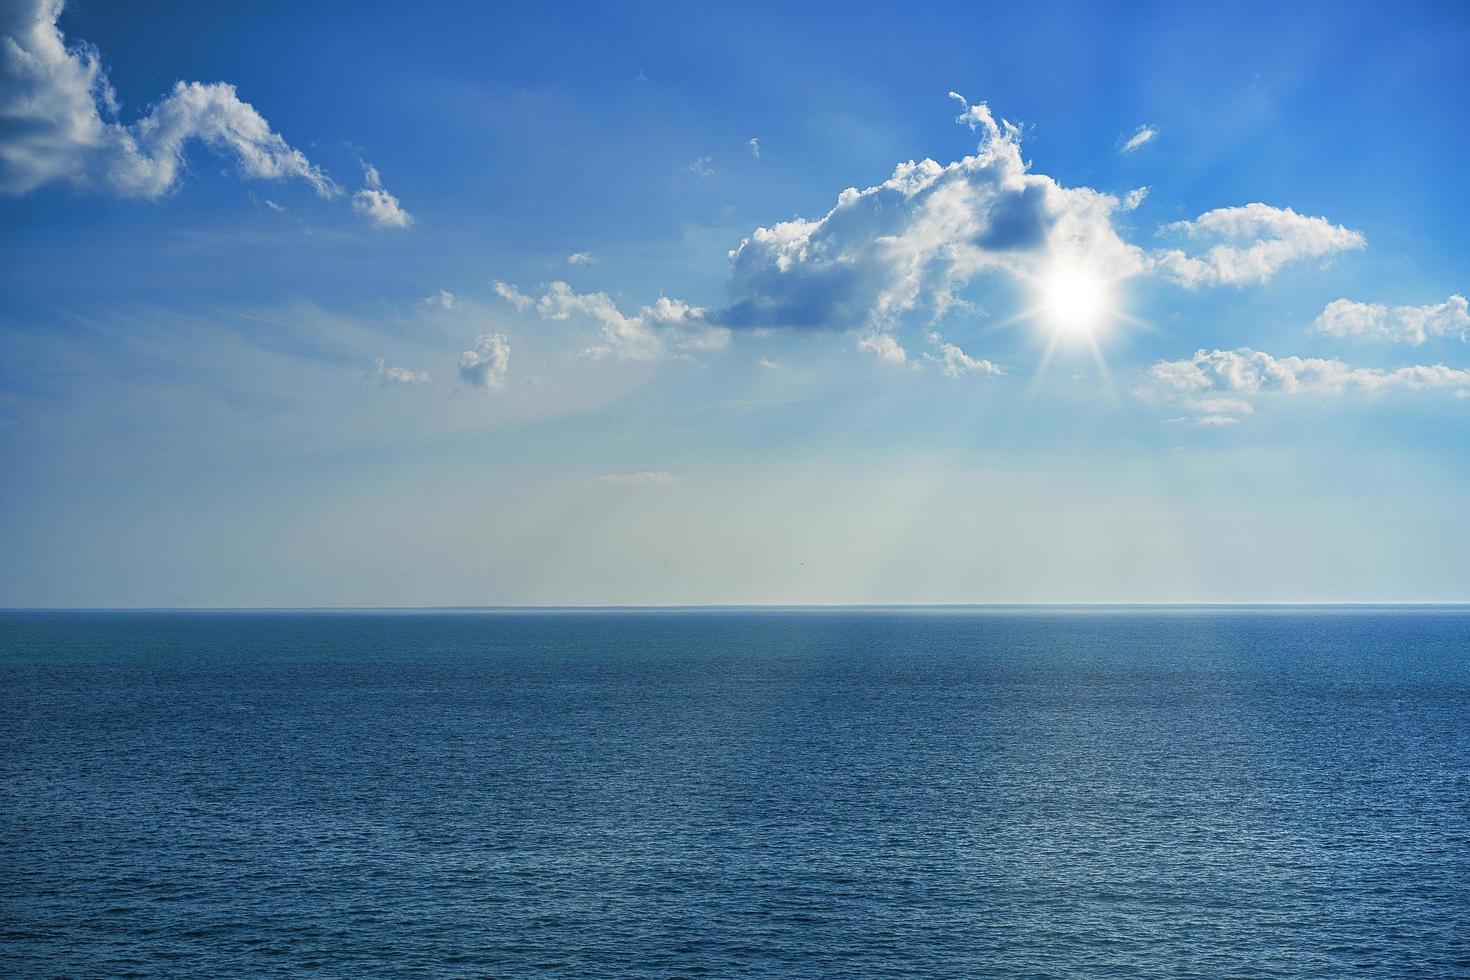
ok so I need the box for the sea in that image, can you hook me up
[1,607,1467,977]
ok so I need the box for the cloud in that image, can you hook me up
[1311,295,1469,345]
[1153,204,1365,287]
[372,357,429,385]
[1181,396,1254,416]
[748,137,760,158]
[688,156,716,178]
[493,280,729,360]
[1,0,339,199]
[756,357,779,369]
[566,251,597,266]
[1122,187,1148,211]
[948,91,1004,135]
[1121,125,1158,154]
[1141,347,1470,421]
[422,289,456,309]
[715,93,1146,332]
[596,471,676,487]
[352,163,412,228]
[491,280,534,311]
[857,333,908,365]
[923,331,1003,377]
[457,333,510,389]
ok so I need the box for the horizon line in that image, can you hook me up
[3,601,1470,613]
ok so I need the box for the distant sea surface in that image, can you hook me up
[2,608,1468,977]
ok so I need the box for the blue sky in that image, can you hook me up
[2,0,1468,605]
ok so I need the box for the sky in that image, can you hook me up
[1,0,1468,606]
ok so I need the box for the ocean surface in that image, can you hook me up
[1,608,1467,978]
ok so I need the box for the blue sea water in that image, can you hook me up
[1,607,1468,978]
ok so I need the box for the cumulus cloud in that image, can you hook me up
[458,333,510,389]
[715,93,1146,332]
[688,156,716,178]
[352,163,412,228]
[1153,204,1365,287]
[422,289,456,309]
[1311,295,1469,345]
[372,357,429,385]
[1121,125,1158,154]
[488,96,1355,357]
[493,280,729,360]
[923,331,1003,377]
[596,471,676,487]
[566,251,597,266]
[857,333,908,366]
[1141,347,1470,422]
[0,0,341,200]
[756,356,779,369]
[748,137,760,158]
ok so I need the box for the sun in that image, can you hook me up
[1040,264,1109,336]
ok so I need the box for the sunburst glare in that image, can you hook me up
[1038,263,1114,338]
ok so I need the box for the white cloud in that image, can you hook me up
[948,91,1005,136]
[1121,125,1158,154]
[491,280,534,311]
[566,251,597,266]
[857,333,908,365]
[422,289,456,309]
[717,93,1146,332]
[352,163,412,229]
[748,137,760,158]
[1181,396,1254,416]
[494,280,729,361]
[923,331,1003,378]
[1122,186,1149,211]
[457,333,510,389]
[1141,347,1470,421]
[1311,295,1469,345]
[1154,204,1365,287]
[688,156,716,178]
[756,357,779,369]
[372,357,429,385]
[596,471,676,487]
[1,0,338,199]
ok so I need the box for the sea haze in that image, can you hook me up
[2,608,1467,977]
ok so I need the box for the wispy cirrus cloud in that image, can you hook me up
[1120,124,1158,154]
